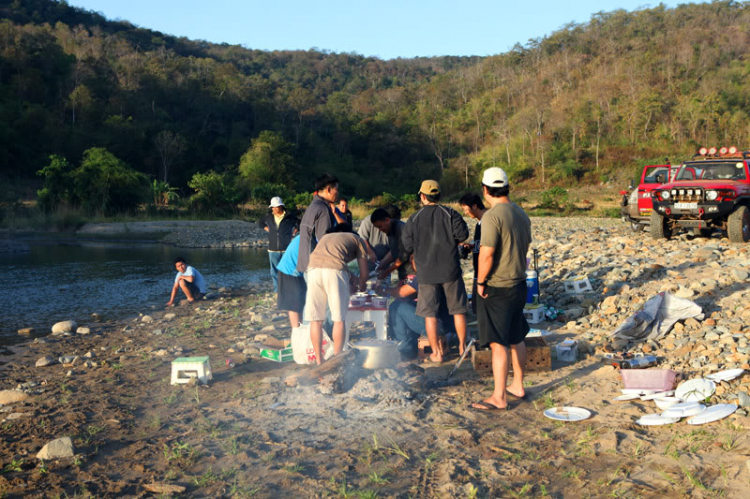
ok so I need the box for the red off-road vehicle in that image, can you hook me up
[650,147,750,242]
[620,163,674,232]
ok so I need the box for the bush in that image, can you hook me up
[73,148,148,214]
[250,183,293,204]
[539,187,570,211]
[290,192,313,209]
[37,149,147,214]
[188,171,241,214]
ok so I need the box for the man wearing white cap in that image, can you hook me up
[259,197,299,292]
[472,167,532,412]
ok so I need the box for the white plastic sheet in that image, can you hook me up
[609,291,703,343]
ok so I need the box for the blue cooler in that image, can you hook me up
[525,270,539,304]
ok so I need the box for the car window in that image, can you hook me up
[644,167,669,183]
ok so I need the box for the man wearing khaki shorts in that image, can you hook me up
[304,224,369,364]
[402,180,470,363]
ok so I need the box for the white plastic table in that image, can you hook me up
[347,307,388,340]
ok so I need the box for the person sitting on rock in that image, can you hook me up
[167,257,207,306]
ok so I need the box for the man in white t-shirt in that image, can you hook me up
[167,257,207,306]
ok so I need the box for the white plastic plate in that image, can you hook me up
[614,394,641,401]
[706,369,745,383]
[621,389,659,395]
[687,404,738,425]
[654,396,683,411]
[640,391,675,401]
[675,379,715,402]
[662,401,706,419]
[637,414,680,426]
[543,407,592,422]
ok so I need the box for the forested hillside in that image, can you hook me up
[2,0,750,206]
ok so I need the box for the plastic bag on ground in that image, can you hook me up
[609,291,703,343]
[292,323,334,364]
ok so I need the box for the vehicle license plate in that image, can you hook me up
[674,202,697,210]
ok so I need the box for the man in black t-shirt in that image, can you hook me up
[459,193,487,315]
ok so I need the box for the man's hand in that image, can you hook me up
[358,280,368,293]
[477,283,488,299]
[263,227,269,232]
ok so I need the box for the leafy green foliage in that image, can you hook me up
[37,148,147,214]
[239,131,295,187]
[187,171,240,214]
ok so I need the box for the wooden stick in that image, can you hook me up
[285,349,356,386]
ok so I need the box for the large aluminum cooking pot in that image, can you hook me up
[352,339,400,369]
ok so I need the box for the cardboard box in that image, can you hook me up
[259,338,293,362]
[472,336,551,375]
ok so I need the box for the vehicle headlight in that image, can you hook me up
[706,190,718,201]
[661,191,670,200]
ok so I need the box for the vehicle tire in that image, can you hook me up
[630,221,644,233]
[727,205,750,243]
[650,211,671,240]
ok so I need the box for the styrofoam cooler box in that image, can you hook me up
[523,304,545,324]
[371,296,388,308]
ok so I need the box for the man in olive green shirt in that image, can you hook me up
[472,167,532,412]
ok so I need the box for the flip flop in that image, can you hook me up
[470,400,509,412]
[507,391,529,401]
[422,356,443,365]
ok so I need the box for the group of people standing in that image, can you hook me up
[261,167,533,412]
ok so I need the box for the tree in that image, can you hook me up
[238,131,295,186]
[153,130,186,183]
[72,147,148,213]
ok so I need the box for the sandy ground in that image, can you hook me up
[1,283,749,498]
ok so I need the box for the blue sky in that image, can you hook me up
[68,0,702,60]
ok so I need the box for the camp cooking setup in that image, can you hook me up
[182,247,746,429]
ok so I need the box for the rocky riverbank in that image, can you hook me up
[1,217,750,497]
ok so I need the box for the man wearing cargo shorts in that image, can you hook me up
[472,167,532,412]
[402,180,469,363]
[304,225,369,364]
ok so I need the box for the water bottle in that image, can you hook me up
[620,356,658,369]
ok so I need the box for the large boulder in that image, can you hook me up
[0,390,29,405]
[51,321,77,334]
[36,437,75,460]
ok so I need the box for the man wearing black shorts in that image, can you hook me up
[472,167,532,412]
[402,180,469,363]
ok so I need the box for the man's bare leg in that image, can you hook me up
[331,321,345,354]
[424,316,443,362]
[472,342,509,410]
[453,313,467,355]
[507,342,527,398]
[310,320,325,365]
[288,311,301,329]
[179,280,195,302]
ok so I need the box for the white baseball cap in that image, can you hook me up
[269,196,285,208]
[482,167,509,188]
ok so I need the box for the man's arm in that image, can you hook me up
[313,206,333,241]
[476,246,495,298]
[357,256,369,292]
[451,208,469,243]
[401,219,414,260]
[384,282,417,299]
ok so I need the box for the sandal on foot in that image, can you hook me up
[507,391,529,401]
[470,400,508,412]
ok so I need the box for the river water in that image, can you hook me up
[1,241,270,347]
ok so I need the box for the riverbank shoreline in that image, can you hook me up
[2,216,750,497]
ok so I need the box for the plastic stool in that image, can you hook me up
[523,304,545,324]
[564,276,592,294]
[171,356,212,385]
